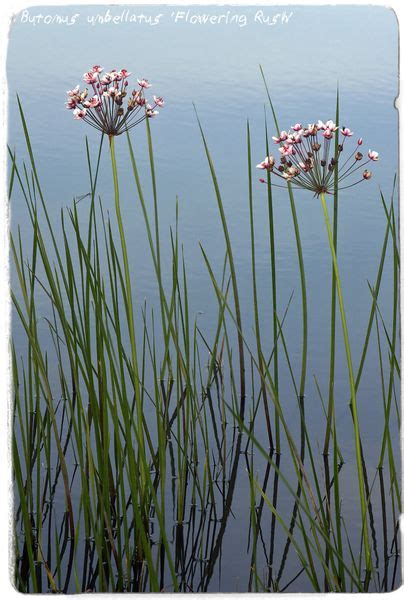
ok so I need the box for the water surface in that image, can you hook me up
[8,5,400,592]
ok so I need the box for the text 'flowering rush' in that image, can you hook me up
[257,120,379,196]
[66,65,164,136]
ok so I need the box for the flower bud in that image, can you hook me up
[363,170,372,180]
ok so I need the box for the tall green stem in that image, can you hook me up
[323,90,339,455]
[319,192,371,575]
[109,135,146,498]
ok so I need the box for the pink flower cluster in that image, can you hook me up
[257,120,379,196]
[66,66,164,136]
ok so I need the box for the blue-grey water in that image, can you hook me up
[8,5,400,592]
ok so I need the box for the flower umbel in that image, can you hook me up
[257,120,379,196]
[66,65,164,136]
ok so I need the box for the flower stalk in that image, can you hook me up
[324,94,340,456]
[319,191,372,576]
[109,134,148,517]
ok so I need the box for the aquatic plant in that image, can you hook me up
[66,65,163,136]
[257,120,378,195]
[257,114,381,579]
[10,73,399,594]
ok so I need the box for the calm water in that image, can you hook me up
[8,5,400,592]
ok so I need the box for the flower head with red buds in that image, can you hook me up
[257,118,379,196]
[66,65,164,136]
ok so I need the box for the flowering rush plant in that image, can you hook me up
[257,120,379,196]
[66,65,164,136]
